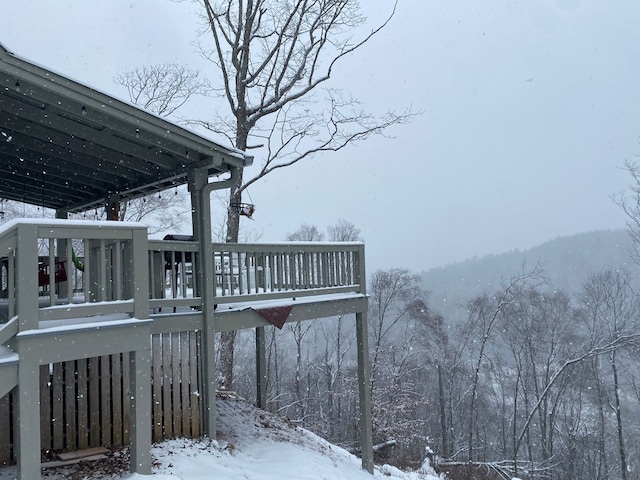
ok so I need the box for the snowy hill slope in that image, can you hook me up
[0,395,442,480]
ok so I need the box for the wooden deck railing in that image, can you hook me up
[148,240,365,309]
[1,221,365,328]
[211,242,364,304]
[1,220,149,328]
[0,220,149,330]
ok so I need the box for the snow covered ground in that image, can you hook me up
[0,395,442,480]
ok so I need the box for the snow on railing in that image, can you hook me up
[148,240,365,309]
[2,221,366,330]
[211,242,365,304]
[0,220,148,332]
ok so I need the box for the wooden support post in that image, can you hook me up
[354,244,373,473]
[255,326,267,409]
[16,224,38,332]
[54,210,71,300]
[200,324,217,437]
[15,353,41,480]
[10,222,37,480]
[356,310,374,474]
[189,168,217,438]
[128,226,152,475]
[130,228,149,320]
[129,348,152,474]
[188,170,203,300]
[106,195,120,221]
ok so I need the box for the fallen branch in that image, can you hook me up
[372,439,397,452]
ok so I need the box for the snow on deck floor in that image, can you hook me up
[0,395,441,480]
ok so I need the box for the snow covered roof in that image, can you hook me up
[0,42,251,213]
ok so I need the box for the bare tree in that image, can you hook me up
[66,187,190,235]
[118,189,190,235]
[367,267,429,432]
[614,158,640,263]
[112,65,207,234]
[510,282,640,468]
[120,0,415,390]
[195,0,413,246]
[114,63,208,117]
[286,223,325,241]
[327,219,362,242]
[317,315,356,440]
[201,0,412,389]
[499,287,579,472]
[581,269,640,480]
[366,267,441,467]
[464,269,541,462]
[368,268,426,381]
[286,319,317,422]
[0,199,42,222]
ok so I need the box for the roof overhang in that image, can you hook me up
[0,42,251,213]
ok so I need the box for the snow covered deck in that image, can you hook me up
[0,220,365,316]
[0,219,372,479]
[0,221,366,338]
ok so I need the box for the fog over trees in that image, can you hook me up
[225,221,640,479]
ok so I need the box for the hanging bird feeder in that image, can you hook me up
[230,202,256,219]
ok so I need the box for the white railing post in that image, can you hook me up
[354,243,373,472]
[13,224,41,480]
[15,224,38,332]
[129,346,152,474]
[15,349,41,480]
[130,228,150,320]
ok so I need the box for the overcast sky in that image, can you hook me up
[2,1,639,272]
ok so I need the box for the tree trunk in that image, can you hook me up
[325,344,334,438]
[294,323,303,420]
[468,328,491,462]
[219,122,246,390]
[437,364,449,458]
[267,327,281,411]
[594,358,609,480]
[512,368,520,477]
[611,352,627,480]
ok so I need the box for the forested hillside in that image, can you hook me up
[422,229,636,320]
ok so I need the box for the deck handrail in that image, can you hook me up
[212,241,365,302]
[148,240,365,308]
[3,223,366,328]
[0,220,149,333]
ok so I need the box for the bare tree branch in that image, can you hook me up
[613,157,640,264]
[114,63,209,117]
